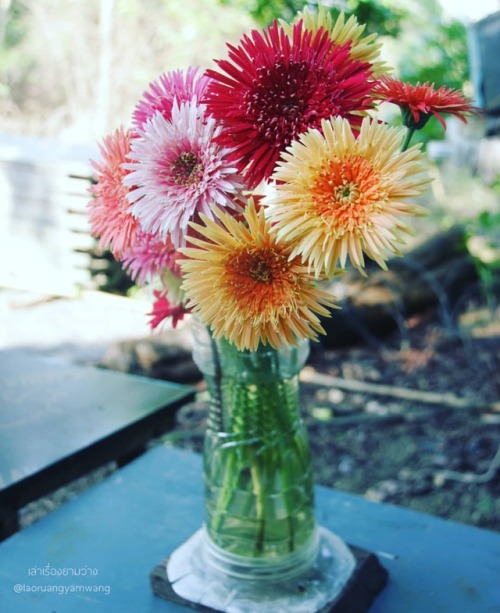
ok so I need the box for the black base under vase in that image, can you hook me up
[150,528,388,612]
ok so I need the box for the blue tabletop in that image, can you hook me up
[0,445,499,613]
[0,350,194,495]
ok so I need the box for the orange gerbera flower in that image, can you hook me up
[264,117,430,277]
[179,201,337,351]
[374,76,481,131]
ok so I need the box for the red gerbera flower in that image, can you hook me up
[204,20,376,189]
[148,289,187,330]
[374,76,481,131]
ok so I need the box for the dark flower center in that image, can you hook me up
[227,247,289,286]
[171,152,203,185]
[249,258,274,284]
[245,59,334,148]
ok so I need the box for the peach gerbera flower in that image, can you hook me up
[179,201,337,351]
[264,116,430,277]
[88,127,139,259]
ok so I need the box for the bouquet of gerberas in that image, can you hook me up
[88,6,477,349]
[88,8,479,598]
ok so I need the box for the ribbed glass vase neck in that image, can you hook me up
[190,317,310,382]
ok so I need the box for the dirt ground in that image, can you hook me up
[167,303,500,533]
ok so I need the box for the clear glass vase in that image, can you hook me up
[192,317,316,562]
[166,319,356,612]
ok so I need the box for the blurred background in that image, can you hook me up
[0,0,499,295]
[0,1,499,531]
[0,0,499,296]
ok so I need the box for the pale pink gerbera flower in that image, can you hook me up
[88,127,139,259]
[124,100,245,248]
[133,66,210,130]
[121,229,182,286]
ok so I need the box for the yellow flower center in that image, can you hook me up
[171,152,203,185]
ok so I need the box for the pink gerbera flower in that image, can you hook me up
[133,66,210,130]
[88,127,139,259]
[124,100,245,248]
[121,229,182,286]
[204,19,376,189]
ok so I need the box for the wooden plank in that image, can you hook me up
[3,193,91,218]
[0,137,94,176]
[65,213,92,234]
[63,250,92,271]
[0,154,95,292]
[0,164,91,194]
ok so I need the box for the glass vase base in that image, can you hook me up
[165,526,356,613]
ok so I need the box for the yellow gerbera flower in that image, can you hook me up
[179,201,338,351]
[281,6,389,75]
[264,117,430,278]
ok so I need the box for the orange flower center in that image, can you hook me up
[312,155,384,232]
[225,247,298,316]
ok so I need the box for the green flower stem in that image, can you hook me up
[401,127,416,152]
[213,379,302,553]
[279,448,296,553]
[264,353,298,552]
[202,335,315,558]
[210,447,239,534]
[250,460,266,554]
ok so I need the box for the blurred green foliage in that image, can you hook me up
[0,0,27,49]
[466,202,500,310]
[0,0,29,81]
[219,0,306,24]
[343,0,405,36]
[219,0,406,35]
